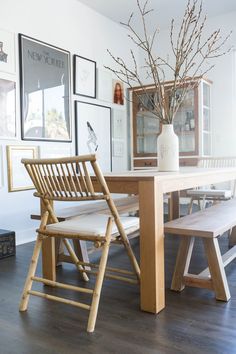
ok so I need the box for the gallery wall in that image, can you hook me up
[0,0,138,244]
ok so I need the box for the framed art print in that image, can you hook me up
[75,101,112,172]
[74,55,96,98]
[112,79,124,105]
[97,68,112,102]
[0,78,16,138]
[0,29,15,74]
[6,145,39,192]
[19,34,71,142]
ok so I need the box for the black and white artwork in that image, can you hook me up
[74,55,96,98]
[0,29,15,73]
[19,34,71,141]
[75,101,112,172]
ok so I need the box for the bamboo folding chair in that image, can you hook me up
[19,154,140,332]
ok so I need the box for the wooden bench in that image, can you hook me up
[164,198,236,301]
[31,195,139,222]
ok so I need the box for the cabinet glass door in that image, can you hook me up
[202,82,211,155]
[136,111,159,154]
[173,88,197,154]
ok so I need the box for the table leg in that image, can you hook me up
[139,179,165,314]
[168,191,180,220]
[229,227,236,247]
[41,200,56,281]
[42,238,56,281]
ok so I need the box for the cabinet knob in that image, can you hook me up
[144,162,152,166]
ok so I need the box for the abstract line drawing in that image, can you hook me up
[86,121,98,153]
[0,41,8,63]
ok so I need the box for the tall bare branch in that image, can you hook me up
[106,0,232,124]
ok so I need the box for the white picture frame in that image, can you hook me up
[7,145,39,192]
[97,68,112,102]
[75,101,112,172]
[0,29,15,74]
[0,77,16,138]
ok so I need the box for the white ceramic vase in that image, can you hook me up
[157,124,179,172]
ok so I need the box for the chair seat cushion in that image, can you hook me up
[46,214,139,237]
[186,189,232,199]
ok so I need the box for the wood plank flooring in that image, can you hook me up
[0,231,236,354]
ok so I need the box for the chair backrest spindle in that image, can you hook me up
[21,154,108,202]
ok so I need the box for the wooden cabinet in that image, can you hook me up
[130,78,212,169]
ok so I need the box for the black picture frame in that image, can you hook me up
[75,100,112,172]
[73,55,96,98]
[19,33,71,142]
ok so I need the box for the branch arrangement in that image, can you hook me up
[105,0,232,124]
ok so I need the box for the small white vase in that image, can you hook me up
[157,124,179,171]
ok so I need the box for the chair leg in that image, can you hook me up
[203,238,231,301]
[87,218,113,333]
[171,236,195,292]
[63,239,89,282]
[106,198,140,281]
[19,234,43,311]
[72,239,91,271]
[119,231,140,281]
[19,211,49,312]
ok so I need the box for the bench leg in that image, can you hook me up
[188,198,194,214]
[171,237,194,292]
[203,238,231,301]
[229,226,236,247]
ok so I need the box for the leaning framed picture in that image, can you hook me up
[0,29,15,74]
[75,101,112,172]
[0,77,16,138]
[7,145,39,192]
[73,55,96,98]
[19,34,71,142]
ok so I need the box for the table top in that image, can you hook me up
[103,167,236,179]
[98,167,236,194]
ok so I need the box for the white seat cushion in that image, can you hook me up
[186,189,232,199]
[46,214,139,237]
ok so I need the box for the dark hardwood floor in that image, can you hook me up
[1,229,236,354]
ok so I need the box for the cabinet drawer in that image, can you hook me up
[180,158,198,166]
[133,159,157,168]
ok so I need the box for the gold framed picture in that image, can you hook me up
[7,145,39,192]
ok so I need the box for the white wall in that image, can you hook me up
[138,10,236,157]
[0,0,138,244]
[206,12,236,156]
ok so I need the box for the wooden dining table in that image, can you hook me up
[41,166,236,315]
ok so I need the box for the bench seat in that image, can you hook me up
[186,188,232,199]
[164,198,236,302]
[164,198,236,238]
[31,195,139,221]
